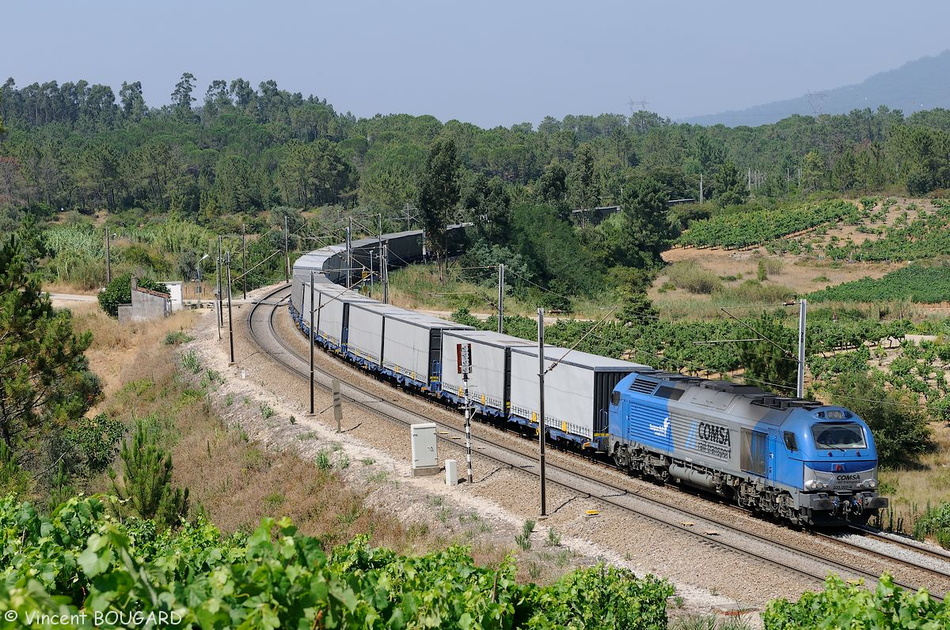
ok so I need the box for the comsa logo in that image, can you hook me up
[698,422,730,446]
[836,474,860,481]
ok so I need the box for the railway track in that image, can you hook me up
[245,283,950,600]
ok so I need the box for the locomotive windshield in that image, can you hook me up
[812,423,867,449]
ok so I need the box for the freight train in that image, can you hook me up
[290,229,887,526]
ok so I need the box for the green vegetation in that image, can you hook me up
[823,201,950,262]
[675,200,858,249]
[913,503,950,549]
[826,371,933,468]
[0,495,674,630]
[109,419,189,528]
[0,236,101,492]
[764,574,948,628]
[809,264,950,304]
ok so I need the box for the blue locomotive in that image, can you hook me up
[604,371,888,525]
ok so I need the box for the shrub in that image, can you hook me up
[536,565,674,630]
[725,279,795,303]
[181,350,201,374]
[764,574,949,628]
[61,413,125,476]
[515,519,535,551]
[163,330,193,345]
[665,261,722,295]
[913,502,950,548]
[756,257,783,280]
[0,501,676,630]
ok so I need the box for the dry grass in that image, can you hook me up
[68,303,412,550]
[67,302,197,401]
[170,418,409,549]
[878,422,950,534]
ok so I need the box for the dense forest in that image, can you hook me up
[5,73,950,213]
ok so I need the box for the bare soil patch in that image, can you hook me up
[657,198,936,305]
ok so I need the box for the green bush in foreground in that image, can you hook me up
[764,574,948,629]
[0,495,673,629]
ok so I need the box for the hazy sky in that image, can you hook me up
[4,1,948,128]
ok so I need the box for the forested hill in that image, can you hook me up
[685,50,950,127]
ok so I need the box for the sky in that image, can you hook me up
[4,1,949,129]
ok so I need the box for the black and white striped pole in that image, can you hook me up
[309,270,315,416]
[459,342,473,484]
[538,307,547,517]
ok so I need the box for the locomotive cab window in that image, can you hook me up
[812,423,866,449]
[611,390,621,406]
[783,431,798,452]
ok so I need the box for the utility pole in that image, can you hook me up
[196,253,209,308]
[216,236,223,339]
[345,218,352,288]
[381,243,390,304]
[242,223,247,300]
[699,173,704,204]
[309,271,315,415]
[104,227,112,284]
[283,216,290,283]
[226,253,234,365]
[497,264,505,334]
[332,379,342,433]
[376,214,383,294]
[537,308,547,517]
[316,287,323,345]
[797,299,807,398]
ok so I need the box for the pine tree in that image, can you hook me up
[110,420,189,528]
[0,236,100,455]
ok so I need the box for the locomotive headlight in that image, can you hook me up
[862,479,878,489]
[805,479,823,490]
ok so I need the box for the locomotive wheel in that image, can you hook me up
[613,445,629,470]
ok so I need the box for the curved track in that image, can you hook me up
[246,284,950,599]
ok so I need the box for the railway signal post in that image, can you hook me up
[458,343,473,484]
[309,271,315,416]
[538,308,547,517]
